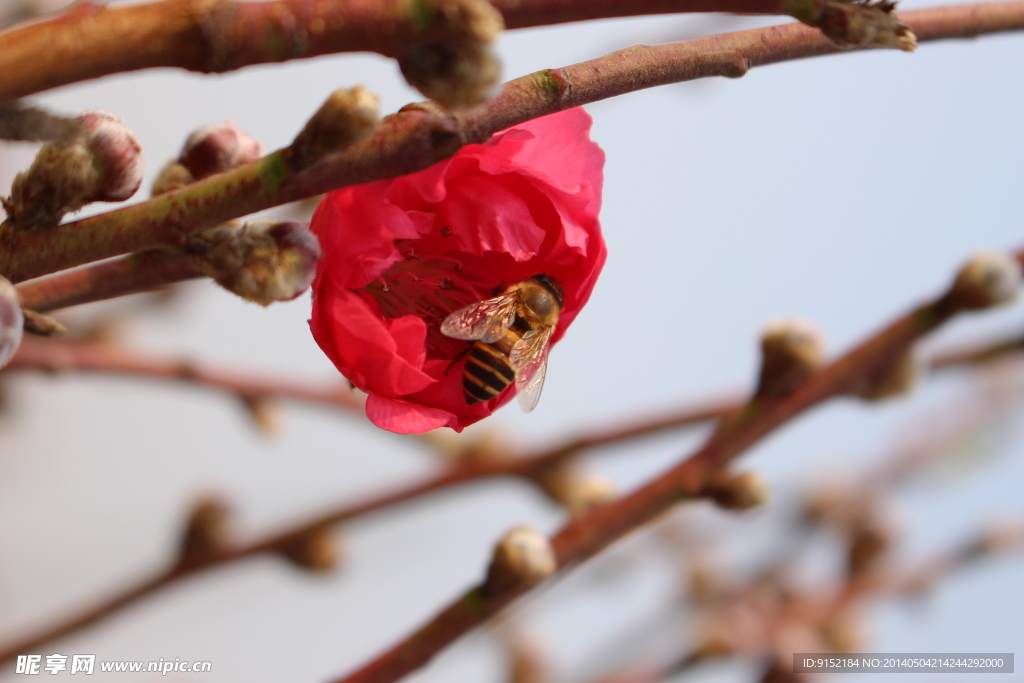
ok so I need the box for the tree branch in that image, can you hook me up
[2,2,1022,283]
[15,249,202,312]
[0,0,866,104]
[4,337,363,413]
[327,259,1004,683]
[3,287,1020,670]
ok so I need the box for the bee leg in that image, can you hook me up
[444,344,474,376]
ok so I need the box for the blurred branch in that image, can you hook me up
[4,337,362,413]
[3,1,1022,282]
[2,267,1024,666]
[0,0,899,103]
[15,249,202,312]
[327,256,1008,683]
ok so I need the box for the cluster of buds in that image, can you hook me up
[185,219,322,306]
[5,111,143,230]
[398,0,504,108]
[152,120,265,195]
[289,86,380,168]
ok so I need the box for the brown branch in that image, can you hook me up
[1,291,1022,663]
[4,337,362,413]
[328,278,984,682]
[0,0,844,104]
[15,249,203,312]
[3,2,1023,283]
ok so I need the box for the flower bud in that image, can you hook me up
[186,219,322,306]
[0,276,23,368]
[846,517,893,577]
[977,519,1024,555]
[755,318,825,398]
[534,463,617,517]
[151,160,195,196]
[240,395,283,435]
[7,110,143,230]
[851,348,918,401]
[399,39,501,109]
[819,608,868,653]
[290,86,380,168]
[808,0,917,51]
[948,251,1022,310]
[179,120,264,180]
[21,308,65,337]
[439,0,504,43]
[179,496,232,562]
[279,526,342,572]
[484,526,556,595]
[706,471,769,511]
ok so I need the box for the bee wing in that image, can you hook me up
[440,294,517,344]
[512,326,554,413]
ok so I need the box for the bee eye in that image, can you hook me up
[527,290,557,317]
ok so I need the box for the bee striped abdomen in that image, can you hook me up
[462,320,528,404]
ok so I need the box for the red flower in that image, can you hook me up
[309,108,606,433]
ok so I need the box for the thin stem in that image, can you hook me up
[3,2,1022,283]
[0,0,819,104]
[4,337,362,412]
[330,293,969,682]
[1,292,1022,664]
[15,250,202,312]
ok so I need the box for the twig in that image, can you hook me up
[4,337,362,412]
[2,287,1023,663]
[15,250,203,312]
[0,0,848,104]
[327,270,982,682]
[3,2,1022,283]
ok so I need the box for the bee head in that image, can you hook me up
[529,274,564,310]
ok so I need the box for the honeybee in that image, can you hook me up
[440,275,563,412]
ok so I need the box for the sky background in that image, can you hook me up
[0,0,1022,681]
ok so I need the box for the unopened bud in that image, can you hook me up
[847,518,892,577]
[819,609,868,653]
[0,276,23,368]
[240,394,283,435]
[179,120,264,179]
[438,0,504,43]
[977,519,1024,555]
[21,308,65,336]
[186,219,321,306]
[484,526,556,595]
[179,496,232,562]
[534,463,617,516]
[756,318,825,398]
[948,251,1021,310]
[400,40,501,109]
[810,0,917,51]
[851,348,918,401]
[7,110,143,230]
[290,86,380,167]
[706,471,769,511]
[504,632,552,683]
[151,161,195,196]
[279,526,342,572]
